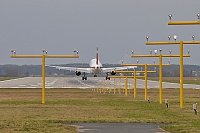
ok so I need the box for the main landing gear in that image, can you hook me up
[82,72,87,80]
[106,73,110,80]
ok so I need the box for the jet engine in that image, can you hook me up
[110,71,116,75]
[75,71,81,76]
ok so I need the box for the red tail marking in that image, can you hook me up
[96,47,98,65]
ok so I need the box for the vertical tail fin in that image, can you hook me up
[96,47,98,65]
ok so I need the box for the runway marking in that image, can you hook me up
[0,77,32,83]
[18,85,26,87]
[74,78,95,88]
[168,83,177,85]
[29,84,38,87]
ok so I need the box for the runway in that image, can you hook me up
[0,76,200,89]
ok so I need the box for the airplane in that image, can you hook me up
[47,47,137,80]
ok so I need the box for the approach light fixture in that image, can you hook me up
[169,49,172,54]
[192,35,195,41]
[174,35,177,41]
[168,60,171,64]
[168,14,172,21]
[153,60,156,64]
[146,36,149,42]
[131,50,134,54]
[42,49,48,55]
[12,50,16,55]
[154,49,158,55]
[11,49,16,55]
[159,49,162,54]
[187,50,190,54]
[197,13,200,20]
[136,60,139,64]
[168,36,171,41]
[149,50,152,55]
[121,60,124,64]
[11,49,14,55]
[73,50,79,55]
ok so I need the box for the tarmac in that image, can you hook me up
[67,123,169,133]
[0,76,200,89]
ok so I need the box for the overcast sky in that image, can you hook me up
[0,0,199,65]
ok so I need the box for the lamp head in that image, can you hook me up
[174,35,177,41]
[187,50,190,54]
[197,13,200,20]
[11,49,15,55]
[169,49,172,54]
[136,60,139,63]
[168,60,171,64]
[159,49,162,54]
[131,50,134,54]
[154,49,158,55]
[168,14,172,21]
[146,36,149,42]
[149,50,152,55]
[168,36,171,41]
[73,49,79,55]
[192,35,195,41]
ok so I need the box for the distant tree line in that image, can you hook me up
[0,64,199,77]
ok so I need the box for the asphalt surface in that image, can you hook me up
[67,123,169,133]
[0,76,200,89]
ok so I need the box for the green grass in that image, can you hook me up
[0,88,200,132]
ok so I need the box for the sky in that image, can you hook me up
[0,0,199,65]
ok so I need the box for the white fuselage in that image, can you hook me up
[89,59,103,74]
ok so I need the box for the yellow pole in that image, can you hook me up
[134,70,136,97]
[145,64,148,101]
[125,77,128,95]
[180,41,184,108]
[119,78,121,94]
[168,21,200,25]
[114,79,116,94]
[159,54,163,104]
[109,83,111,93]
[104,80,106,94]
[42,55,45,104]
[102,82,104,92]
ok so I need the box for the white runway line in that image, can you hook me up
[74,78,95,88]
[0,77,200,89]
[168,83,177,85]
[18,85,26,87]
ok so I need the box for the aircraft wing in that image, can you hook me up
[102,66,137,73]
[47,65,92,73]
